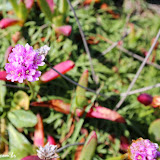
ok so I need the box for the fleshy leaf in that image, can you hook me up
[75,70,88,109]
[8,124,32,157]
[5,46,13,63]
[25,0,34,9]
[83,0,100,5]
[8,109,37,128]
[59,0,68,14]
[0,80,6,106]
[22,156,41,160]
[0,71,7,81]
[86,106,126,123]
[40,60,75,83]
[31,99,71,114]
[0,18,21,29]
[79,131,97,160]
[31,100,125,123]
[18,1,28,21]
[46,0,55,13]
[37,0,53,21]
[34,114,44,147]
[47,135,56,145]
[55,25,72,36]
[13,90,30,110]
[148,119,160,144]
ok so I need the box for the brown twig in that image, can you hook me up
[114,29,160,110]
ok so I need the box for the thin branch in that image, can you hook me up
[114,29,160,110]
[44,59,108,98]
[121,83,160,96]
[57,142,84,153]
[101,31,129,56]
[66,0,98,84]
[98,35,160,69]
[117,45,160,69]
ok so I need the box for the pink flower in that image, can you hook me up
[5,44,45,83]
[128,138,159,160]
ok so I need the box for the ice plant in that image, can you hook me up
[5,44,47,83]
[37,142,59,160]
[128,138,160,160]
[137,93,153,106]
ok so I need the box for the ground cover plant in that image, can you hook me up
[0,0,160,160]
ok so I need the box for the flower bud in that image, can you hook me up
[137,93,153,106]
[151,96,160,108]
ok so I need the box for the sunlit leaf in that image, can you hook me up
[13,91,30,110]
[8,110,37,128]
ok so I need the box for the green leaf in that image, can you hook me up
[148,119,160,144]
[38,0,53,22]
[79,131,97,160]
[18,1,28,21]
[13,90,30,110]
[75,70,88,109]
[0,80,6,106]
[8,109,37,128]
[58,0,68,15]
[9,0,19,15]
[8,124,33,158]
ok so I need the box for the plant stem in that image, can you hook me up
[27,81,34,100]
[57,142,84,153]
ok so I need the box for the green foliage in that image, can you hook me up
[79,131,97,160]
[1,0,160,160]
[149,119,160,145]
[8,109,37,128]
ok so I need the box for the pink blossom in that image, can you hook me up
[128,138,159,160]
[5,44,45,83]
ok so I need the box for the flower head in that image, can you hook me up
[5,44,46,83]
[37,142,59,160]
[128,138,159,160]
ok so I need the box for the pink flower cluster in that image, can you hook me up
[5,44,45,83]
[129,138,159,160]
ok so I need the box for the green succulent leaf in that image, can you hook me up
[8,109,37,128]
[79,131,97,160]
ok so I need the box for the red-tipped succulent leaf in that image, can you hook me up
[31,99,125,123]
[151,96,160,108]
[0,18,21,29]
[46,0,55,13]
[55,25,72,36]
[5,46,13,63]
[34,114,44,147]
[0,71,7,81]
[137,93,153,106]
[40,60,75,83]
[25,0,34,9]
[47,135,56,145]
[86,106,126,123]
